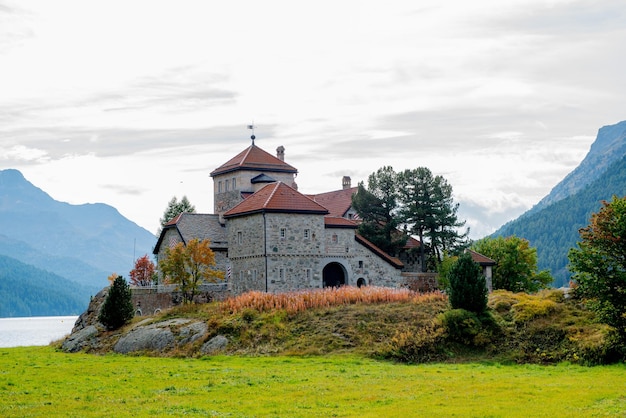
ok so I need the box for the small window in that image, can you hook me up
[280,228,286,239]
[279,268,285,280]
[358,260,364,269]
[232,177,236,190]
[252,269,257,280]
[304,229,310,239]
[225,179,230,191]
[332,234,338,244]
[218,181,222,193]
[237,231,242,245]
[239,271,244,280]
[304,268,312,280]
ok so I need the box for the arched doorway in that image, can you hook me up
[323,262,346,288]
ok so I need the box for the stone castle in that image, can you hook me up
[153,140,431,296]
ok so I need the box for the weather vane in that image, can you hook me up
[247,123,256,145]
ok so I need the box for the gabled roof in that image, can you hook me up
[224,182,329,218]
[466,249,496,266]
[355,233,404,269]
[210,144,298,177]
[153,213,227,254]
[324,216,358,228]
[310,186,358,218]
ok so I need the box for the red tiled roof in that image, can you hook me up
[466,249,496,265]
[355,233,404,269]
[210,144,298,177]
[403,235,421,249]
[324,216,358,228]
[224,182,329,218]
[310,186,358,217]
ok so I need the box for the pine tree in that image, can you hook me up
[99,276,134,330]
[447,252,487,314]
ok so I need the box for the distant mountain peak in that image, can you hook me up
[531,120,626,213]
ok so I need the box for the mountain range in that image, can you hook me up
[0,169,156,317]
[1,119,623,315]
[493,120,626,287]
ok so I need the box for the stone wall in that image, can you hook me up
[131,283,230,316]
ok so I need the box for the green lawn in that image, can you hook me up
[1,346,624,417]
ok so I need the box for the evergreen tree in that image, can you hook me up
[352,167,407,255]
[447,252,487,314]
[158,195,196,234]
[99,276,134,330]
[397,167,467,271]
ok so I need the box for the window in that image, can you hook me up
[358,260,364,269]
[279,268,285,280]
[280,228,286,239]
[239,271,244,280]
[252,269,257,281]
[304,229,311,239]
[237,231,242,245]
[304,268,312,280]
[225,179,230,191]
[232,177,236,190]
[218,181,222,193]
[332,234,338,244]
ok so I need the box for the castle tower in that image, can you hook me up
[210,143,298,222]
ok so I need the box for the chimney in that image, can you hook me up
[276,146,285,161]
[342,176,351,190]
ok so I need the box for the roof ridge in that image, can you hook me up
[263,181,282,208]
[239,145,254,168]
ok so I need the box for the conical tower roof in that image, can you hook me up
[210,144,297,177]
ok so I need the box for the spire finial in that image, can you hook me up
[247,123,256,145]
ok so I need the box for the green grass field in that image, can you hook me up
[1,346,624,417]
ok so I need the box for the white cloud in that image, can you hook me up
[0,0,624,239]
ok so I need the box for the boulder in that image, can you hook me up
[61,325,99,353]
[200,335,228,355]
[179,321,208,345]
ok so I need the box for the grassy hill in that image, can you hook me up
[78,287,621,365]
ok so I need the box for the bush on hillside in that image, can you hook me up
[448,252,488,313]
[99,276,134,330]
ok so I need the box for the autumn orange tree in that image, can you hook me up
[159,238,224,303]
[569,196,626,344]
[129,254,156,286]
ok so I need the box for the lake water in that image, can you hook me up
[0,316,78,348]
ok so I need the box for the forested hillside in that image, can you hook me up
[0,255,90,317]
[0,169,156,317]
[495,154,626,287]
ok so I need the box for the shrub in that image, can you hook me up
[438,309,496,347]
[448,252,487,314]
[382,322,447,363]
[99,276,134,330]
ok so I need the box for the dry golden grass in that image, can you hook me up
[222,286,447,315]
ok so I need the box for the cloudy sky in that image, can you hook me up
[1,0,624,239]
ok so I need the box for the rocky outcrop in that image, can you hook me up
[113,318,210,354]
[71,288,108,333]
[61,325,100,353]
